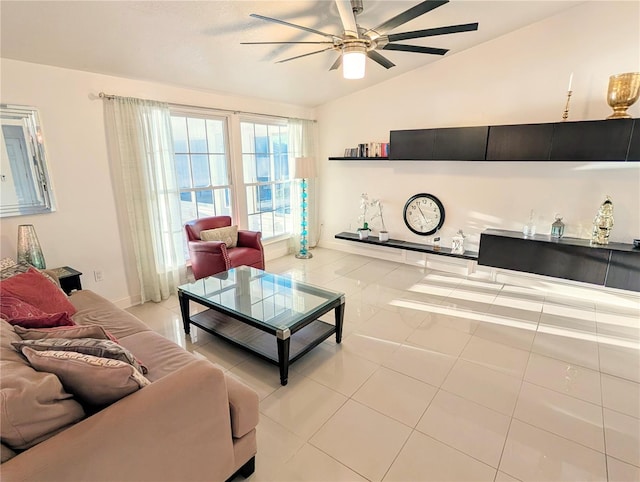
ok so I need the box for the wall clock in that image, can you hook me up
[403,193,445,236]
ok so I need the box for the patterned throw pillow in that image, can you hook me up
[21,347,150,407]
[0,268,77,316]
[0,258,16,271]
[0,295,75,328]
[200,225,238,248]
[14,324,110,341]
[13,338,147,374]
[0,261,31,280]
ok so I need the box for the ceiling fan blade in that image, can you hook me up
[276,47,335,64]
[368,51,396,69]
[335,0,359,38]
[366,0,448,37]
[250,13,338,40]
[241,41,335,45]
[382,44,449,55]
[387,22,479,42]
[329,55,342,71]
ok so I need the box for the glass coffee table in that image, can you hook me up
[178,266,345,385]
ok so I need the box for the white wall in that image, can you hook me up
[317,1,640,257]
[0,60,313,306]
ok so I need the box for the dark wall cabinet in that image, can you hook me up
[486,123,553,161]
[390,126,488,160]
[550,119,633,161]
[388,118,637,161]
[628,119,640,161]
[389,129,436,160]
[478,229,640,292]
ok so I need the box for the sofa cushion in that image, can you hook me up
[115,331,196,383]
[0,268,77,316]
[200,225,238,248]
[0,443,16,463]
[0,295,75,328]
[14,324,111,341]
[0,320,85,451]
[21,347,150,407]
[69,290,151,339]
[13,338,147,375]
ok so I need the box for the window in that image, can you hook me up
[171,115,232,226]
[240,120,291,239]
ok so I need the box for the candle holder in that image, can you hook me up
[562,90,573,121]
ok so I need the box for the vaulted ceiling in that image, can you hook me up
[1,1,582,107]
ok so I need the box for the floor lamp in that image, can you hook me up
[294,157,316,259]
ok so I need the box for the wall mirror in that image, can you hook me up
[0,104,55,217]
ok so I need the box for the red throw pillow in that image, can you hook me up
[0,268,77,316]
[0,294,75,328]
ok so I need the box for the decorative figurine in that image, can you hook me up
[452,230,466,254]
[551,215,565,238]
[591,196,614,245]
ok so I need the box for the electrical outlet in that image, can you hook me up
[94,270,103,282]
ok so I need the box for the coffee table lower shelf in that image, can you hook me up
[190,309,336,381]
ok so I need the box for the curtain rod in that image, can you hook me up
[97,92,316,123]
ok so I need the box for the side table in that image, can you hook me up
[52,266,83,295]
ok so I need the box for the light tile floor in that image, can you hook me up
[127,248,640,482]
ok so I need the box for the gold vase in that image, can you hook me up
[607,72,640,119]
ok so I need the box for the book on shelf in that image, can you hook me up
[344,142,390,158]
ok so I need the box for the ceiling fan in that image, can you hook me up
[242,0,479,79]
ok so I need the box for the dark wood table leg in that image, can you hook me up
[335,297,345,344]
[178,291,191,334]
[276,335,291,386]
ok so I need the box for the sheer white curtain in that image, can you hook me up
[104,96,184,303]
[288,119,318,254]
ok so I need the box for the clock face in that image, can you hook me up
[403,193,445,236]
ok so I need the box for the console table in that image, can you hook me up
[478,229,640,292]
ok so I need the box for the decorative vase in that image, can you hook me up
[17,224,46,269]
[591,196,614,245]
[379,231,389,242]
[607,72,640,119]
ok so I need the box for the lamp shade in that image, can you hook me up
[343,44,366,80]
[294,157,316,179]
[17,224,46,269]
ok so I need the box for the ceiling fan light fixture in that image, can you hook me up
[342,44,366,80]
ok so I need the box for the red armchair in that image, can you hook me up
[185,216,265,280]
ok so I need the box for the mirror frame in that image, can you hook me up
[0,104,56,217]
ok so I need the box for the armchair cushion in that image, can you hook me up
[200,225,238,248]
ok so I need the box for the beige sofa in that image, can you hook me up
[1,288,259,482]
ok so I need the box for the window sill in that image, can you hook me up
[262,234,292,246]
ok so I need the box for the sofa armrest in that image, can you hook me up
[237,230,262,251]
[1,360,239,482]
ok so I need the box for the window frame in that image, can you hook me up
[239,116,293,242]
[170,108,235,224]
